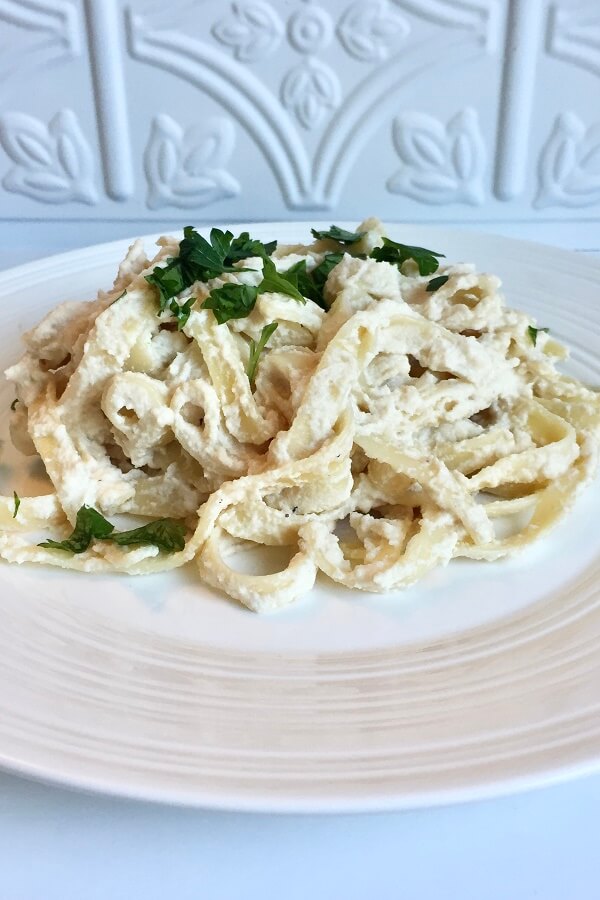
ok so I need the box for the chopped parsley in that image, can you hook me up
[170,295,196,330]
[225,232,277,263]
[258,256,306,304]
[145,226,275,322]
[145,256,187,313]
[106,519,186,552]
[311,225,365,245]
[10,398,18,411]
[39,505,114,553]
[246,322,278,386]
[527,325,549,347]
[370,238,445,276]
[426,274,450,292]
[39,505,185,554]
[12,491,20,519]
[202,284,259,324]
[282,252,343,308]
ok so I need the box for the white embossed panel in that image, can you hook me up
[0,0,598,233]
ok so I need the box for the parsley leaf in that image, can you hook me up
[178,226,238,281]
[371,238,445,276]
[527,325,549,347]
[10,398,18,411]
[246,322,278,385]
[39,506,186,554]
[282,252,343,309]
[311,225,366,245]
[259,256,306,304]
[426,275,450,292]
[145,257,187,312]
[203,284,259,324]
[39,505,114,553]
[280,260,318,304]
[107,519,186,552]
[310,252,344,303]
[226,232,277,263]
[145,226,269,322]
[171,295,196,331]
[12,491,20,519]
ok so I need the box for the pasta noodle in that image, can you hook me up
[2,218,599,612]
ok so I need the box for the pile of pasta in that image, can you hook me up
[1,218,599,611]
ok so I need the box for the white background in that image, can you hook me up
[2,768,600,899]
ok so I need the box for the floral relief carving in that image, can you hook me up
[281,5,339,130]
[130,3,495,209]
[0,109,97,204]
[337,0,410,62]
[144,114,240,210]
[281,58,341,130]
[387,108,486,205]
[212,0,283,63]
[535,113,600,209]
[287,5,332,54]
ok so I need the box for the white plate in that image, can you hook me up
[1,223,600,813]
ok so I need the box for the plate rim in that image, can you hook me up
[1,221,600,812]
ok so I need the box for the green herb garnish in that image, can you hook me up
[106,519,186,552]
[177,226,246,281]
[371,238,445,276]
[170,295,196,331]
[10,398,18,411]
[145,257,187,312]
[258,256,306,304]
[225,232,277,263]
[426,275,450,292]
[527,325,549,347]
[39,505,185,554]
[202,283,259,324]
[246,322,278,385]
[145,226,274,321]
[12,491,20,519]
[39,505,115,553]
[311,225,365,245]
[282,252,343,309]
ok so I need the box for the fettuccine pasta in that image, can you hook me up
[2,218,599,612]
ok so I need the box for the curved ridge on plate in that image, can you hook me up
[1,224,600,811]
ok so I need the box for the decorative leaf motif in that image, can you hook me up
[0,109,97,204]
[387,108,486,205]
[212,0,283,62]
[337,0,410,62]
[144,114,240,210]
[535,113,600,209]
[281,59,341,130]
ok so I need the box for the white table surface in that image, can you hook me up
[1,221,599,900]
